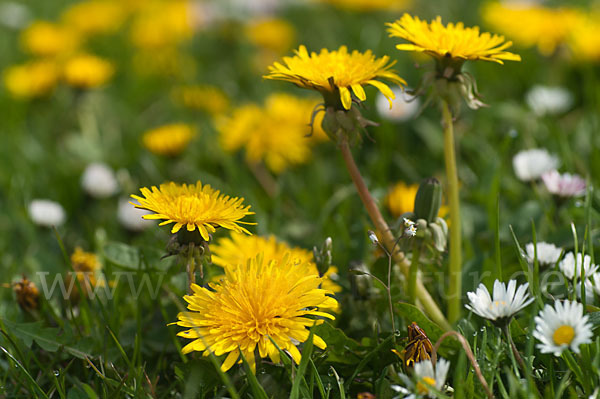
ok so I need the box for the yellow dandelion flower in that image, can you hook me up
[130,181,255,240]
[568,13,600,62]
[61,0,127,36]
[172,254,337,373]
[3,60,58,99]
[246,18,295,54]
[142,123,195,156]
[63,54,114,89]
[171,85,230,115]
[217,93,325,173]
[386,13,521,65]
[13,276,40,312]
[212,233,342,294]
[482,3,580,57]
[265,45,406,110]
[385,182,419,219]
[71,247,100,273]
[318,0,411,12]
[20,21,79,57]
[130,0,193,49]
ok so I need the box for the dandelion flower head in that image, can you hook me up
[387,13,521,66]
[143,123,195,157]
[63,54,114,89]
[173,254,337,373]
[20,21,79,57]
[131,181,255,241]
[4,60,58,99]
[212,233,341,294]
[265,45,406,110]
[171,85,230,115]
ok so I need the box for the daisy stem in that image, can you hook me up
[441,99,462,324]
[338,139,450,331]
[502,325,525,373]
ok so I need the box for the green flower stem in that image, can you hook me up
[442,99,462,324]
[408,241,422,305]
[186,244,196,294]
[339,139,451,331]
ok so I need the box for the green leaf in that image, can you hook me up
[103,242,140,270]
[588,312,600,330]
[1,319,94,359]
[239,352,269,399]
[395,302,460,352]
[290,327,315,399]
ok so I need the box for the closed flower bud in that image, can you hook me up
[414,178,442,223]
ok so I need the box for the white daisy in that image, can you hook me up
[465,279,534,321]
[512,149,559,182]
[396,358,451,399]
[533,300,593,356]
[525,85,573,116]
[28,199,66,227]
[541,170,586,197]
[376,88,420,122]
[559,252,597,280]
[525,242,562,265]
[81,162,119,199]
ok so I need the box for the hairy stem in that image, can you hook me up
[442,100,462,323]
[339,139,450,330]
[408,241,422,305]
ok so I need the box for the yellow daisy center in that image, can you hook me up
[553,325,575,346]
[417,376,436,394]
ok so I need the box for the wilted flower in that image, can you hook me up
[13,276,39,312]
[131,181,255,241]
[559,252,597,281]
[525,242,562,266]
[142,123,195,157]
[63,54,114,89]
[533,300,592,356]
[3,60,58,99]
[541,170,586,197]
[172,255,337,373]
[465,279,533,322]
[29,199,66,227]
[512,149,559,181]
[376,87,420,122]
[526,85,573,116]
[81,162,118,198]
[71,247,100,273]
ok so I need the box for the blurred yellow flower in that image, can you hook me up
[3,60,58,99]
[130,0,193,49]
[20,21,79,57]
[171,85,230,115]
[217,93,325,173]
[482,3,580,56]
[172,255,337,372]
[131,181,255,240]
[387,13,521,65]
[265,45,405,110]
[212,233,342,294]
[63,54,114,89]
[132,47,196,78]
[142,123,195,156]
[318,0,411,12]
[385,182,419,218]
[568,13,600,62]
[71,247,101,273]
[61,0,127,36]
[246,18,295,54]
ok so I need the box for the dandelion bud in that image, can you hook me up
[14,276,39,312]
[414,178,442,223]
